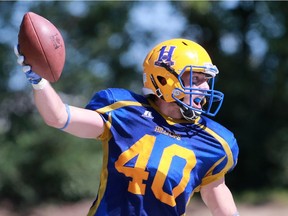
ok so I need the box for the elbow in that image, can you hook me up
[42,115,66,129]
[38,104,69,129]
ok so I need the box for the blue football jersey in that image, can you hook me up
[85,88,239,216]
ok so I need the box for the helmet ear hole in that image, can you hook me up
[157,76,167,86]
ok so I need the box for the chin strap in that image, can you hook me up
[176,102,201,121]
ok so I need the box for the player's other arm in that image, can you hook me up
[33,82,104,139]
[200,177,239,216]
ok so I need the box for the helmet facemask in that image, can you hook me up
[172,64,224,120]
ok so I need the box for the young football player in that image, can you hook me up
[15,38,239,216]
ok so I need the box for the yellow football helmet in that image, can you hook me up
[142,38,224,119]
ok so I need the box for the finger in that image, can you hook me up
[22,65,31,73]
[14,45,20,57]
[17,55,25,65]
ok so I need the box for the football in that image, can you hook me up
[18,12,65,82]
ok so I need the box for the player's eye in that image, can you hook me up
[192,73,207,86]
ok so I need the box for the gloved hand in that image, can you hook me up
[14,45,47,89]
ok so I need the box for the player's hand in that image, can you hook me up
[14,44,42,84]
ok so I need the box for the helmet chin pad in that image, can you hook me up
[180,108,201,121]
[178,103,201,121]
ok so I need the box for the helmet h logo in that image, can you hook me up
[155,46,176,67]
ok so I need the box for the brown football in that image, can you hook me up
[18,12,65,82]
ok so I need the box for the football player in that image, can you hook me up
[15,38,239,216]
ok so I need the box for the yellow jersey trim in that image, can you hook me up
[195,122,234,186]
[87,114,112,216]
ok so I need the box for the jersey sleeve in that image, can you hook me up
[85,88,146,112]
[85,89,116,140]
[85,89,115,113]
[214,135,239,174]
[85,88,145,140]
[199,121,239,187]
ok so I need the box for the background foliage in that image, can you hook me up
[0,1,288,207]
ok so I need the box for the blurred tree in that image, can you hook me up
[0,0,288,207]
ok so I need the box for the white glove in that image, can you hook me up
[14,45,47,89]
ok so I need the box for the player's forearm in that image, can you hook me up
[209,203,239,216]
[201,179,239,216]
[33,80,67,128]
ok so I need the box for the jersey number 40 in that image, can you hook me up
[115,134,196,207]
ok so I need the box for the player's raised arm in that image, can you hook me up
[14,11,104,139]
[33,81,104,139]
[14,46,104,139]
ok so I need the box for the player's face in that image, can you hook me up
[181,71,209,109]
[156,72,209,120]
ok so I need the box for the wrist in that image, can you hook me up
[32,78,48,90]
